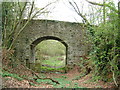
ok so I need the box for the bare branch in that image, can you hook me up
[10,2,27,34]
[28,1,35,19]
[69,1,79,14]
[8,1,56,50]
[69,1,90,25]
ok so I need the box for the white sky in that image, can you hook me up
[34,0,118,23]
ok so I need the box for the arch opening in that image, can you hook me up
[30,36,68,73]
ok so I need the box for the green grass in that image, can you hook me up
[34,55,66,72]
[41,66,65,72]
[1,70,87,88]
[42,56,65,67]
[52,78,86,88]
[1,71,23,81]
[72,73,86,80]
[36,79,55,85]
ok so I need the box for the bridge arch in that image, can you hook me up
[30,36,68,65]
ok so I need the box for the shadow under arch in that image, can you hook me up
[30,36,68,71]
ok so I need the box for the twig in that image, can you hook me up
[69,1,90,25]
[110,66,118,87]
[108,56,119,87]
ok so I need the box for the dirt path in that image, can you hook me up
[2,66,115,88]
[44,66,114,88]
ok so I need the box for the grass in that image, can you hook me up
[1,70,23,81]
[1,70,87,88]
[52,78,86,88]
[1,68,87,88]
[34,55,66,72]
[41,66,65,72]
[41,56,65,67]
[36,79,55,85]
[72,73,86,80]
[33,73,71,88]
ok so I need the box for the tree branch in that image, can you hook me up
[8,2,27,39]
[8,1,54,50]
[86,0,118,13]
[69,1,90,25]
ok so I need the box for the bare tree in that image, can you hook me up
[2,0,57,51]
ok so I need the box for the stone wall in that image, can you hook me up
[14,19,87,66]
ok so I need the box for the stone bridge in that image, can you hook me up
[14,19,88,67]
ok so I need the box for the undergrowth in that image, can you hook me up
[1,70,23,81]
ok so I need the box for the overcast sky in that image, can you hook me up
[34,0,119,23]
[2,0,118,23]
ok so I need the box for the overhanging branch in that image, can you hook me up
[86,0,118,13]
